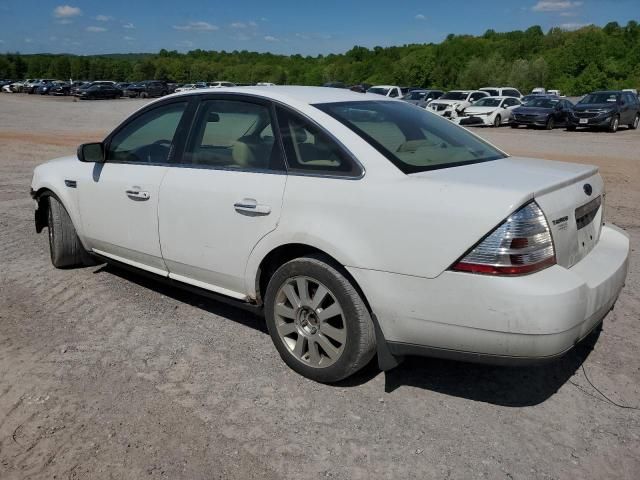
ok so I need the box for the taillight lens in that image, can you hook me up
[451,201,555,275]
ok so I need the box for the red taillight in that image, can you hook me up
[451,201,556,276]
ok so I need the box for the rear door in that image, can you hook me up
[158,95,287,298]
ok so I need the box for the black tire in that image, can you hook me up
[629,114,639,130]
[566,125,576,131]
[264,254,376,383]
[609,115,619,133]
[510,123,519,128]
[47,196,91,268]
[545,116,555,130]
[140,92,148,99]
[493,115,501,128]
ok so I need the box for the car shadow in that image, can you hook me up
[93,263,268,334]
[378,327,601,406]
[93,262,599,406]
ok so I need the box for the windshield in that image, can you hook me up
[405,91,426,100]
[315,100,505,174]
[441,91,468,100]
[523,98,559,108]
[368,87,390,96]
[580,93,619,104]
[473,98,502,107]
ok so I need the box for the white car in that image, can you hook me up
[31,86,629,383]
[456,96,522,127]
[208,81,236,88]
[174,84,198,93]
[428,90,489,119]
[479,87,522,98]
[531,87,546,95]
[367,85,403,98]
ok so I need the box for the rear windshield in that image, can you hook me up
[315,100,505,174]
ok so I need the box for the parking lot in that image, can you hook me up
[0,93,639,479]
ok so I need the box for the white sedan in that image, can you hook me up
[31,86,629,382]
[428,90,489,119]
[456,96,522,127]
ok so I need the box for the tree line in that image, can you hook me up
[1,21,639,95]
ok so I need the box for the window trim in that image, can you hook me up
[274,104,365,179]
[103,97,195,167]
[177,94,287,175]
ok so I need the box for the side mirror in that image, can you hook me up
[77,142,105,163]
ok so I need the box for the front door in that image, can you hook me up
[158,97,287,298]
[78,100,190,274]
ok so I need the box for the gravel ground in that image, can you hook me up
[1,94,639,480]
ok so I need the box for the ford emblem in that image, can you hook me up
[583,183,593,196]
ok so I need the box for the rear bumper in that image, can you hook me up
[348,224,629,365]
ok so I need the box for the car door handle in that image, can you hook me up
[234,198,271,215]
[125,188,150,200]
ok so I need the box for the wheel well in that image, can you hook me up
[34,188,54,233]
[255,244,372,313]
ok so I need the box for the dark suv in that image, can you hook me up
[569,91,640,132]
[125,81,168,98]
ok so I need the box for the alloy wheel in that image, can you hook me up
[274,276,347,368]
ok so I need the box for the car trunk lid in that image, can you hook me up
[410,156,603,270]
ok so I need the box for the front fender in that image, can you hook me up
[31,156,85,241]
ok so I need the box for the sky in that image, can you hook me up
[0,0,638,56]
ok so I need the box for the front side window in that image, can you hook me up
[276,106,361,177]
[183,99,284,171]
[107,101,187,163]
[315,100,505,174]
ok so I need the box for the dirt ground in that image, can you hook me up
[0,93,639,480]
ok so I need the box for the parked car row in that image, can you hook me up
[373,84,640,132]
[1,79,245,99]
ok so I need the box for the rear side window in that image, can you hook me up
[276,106,362,177]
[107,101,187,164]
[184,100,284,171]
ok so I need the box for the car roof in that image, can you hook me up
[370,85,398,89]
[166,85,395,105]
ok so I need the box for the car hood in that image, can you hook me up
[464,106,498,114]
[431,99,467,106]
[360,156,600,278]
